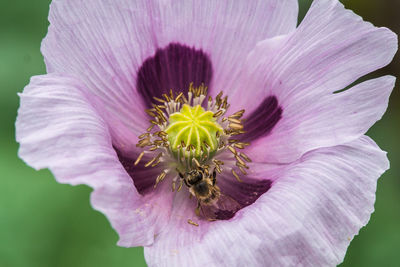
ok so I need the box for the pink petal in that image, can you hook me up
[229,0,397,162]
[92,178,174,247]
[144,136,388,266]
[149,0,299,97]
[42,0,298,137]
[247,76,395,163]
[16,74,173,247]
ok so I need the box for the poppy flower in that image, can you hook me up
[16,0,397,266]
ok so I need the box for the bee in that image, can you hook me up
[178,165,240,220]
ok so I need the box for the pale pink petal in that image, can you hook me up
[16,74,173,247]
[92,178,174,247]
[17,74,115,187]
[228,0,397,162]
[151,0,299,97]
[247,76,395,163]
[144,136,388,266]
[42,0,298,143]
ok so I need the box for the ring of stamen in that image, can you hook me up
[135,83,252,218]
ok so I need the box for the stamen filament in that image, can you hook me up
[232,169,243,182]
[134,151,145,166]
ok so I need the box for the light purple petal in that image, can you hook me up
[17,74,115,187]
[92,178,174,247]
[144,136,388,266]
[149,0,299,97]
[247,76,395,163]
[42,0,298,139]
[16,74,173,247]
[228,0,397,162]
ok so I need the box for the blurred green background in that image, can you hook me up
[0,0,399,266]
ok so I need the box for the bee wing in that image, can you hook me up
[199,194,241,221]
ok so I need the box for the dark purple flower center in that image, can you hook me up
[240,96,282,143]
[137,43,213,109]
[115,43,283,222]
